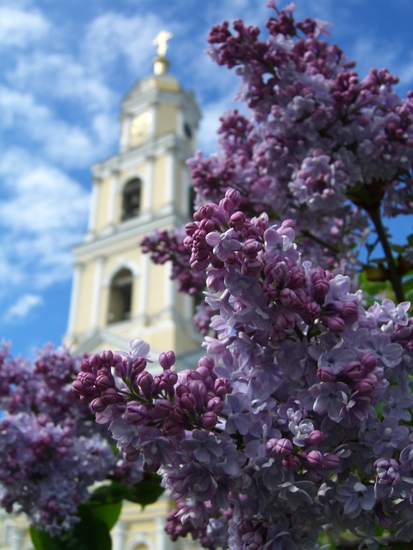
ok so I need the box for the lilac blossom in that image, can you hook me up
[75,206,413,549]
[75,4,413,548]
[0,343,144,535]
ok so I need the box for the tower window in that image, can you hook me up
[122,178,141,221]
[183,122,192,139]
[107,268,133,324]
[188,186,197,217]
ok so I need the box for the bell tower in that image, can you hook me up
[65,32,202,363]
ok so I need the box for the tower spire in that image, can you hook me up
[152,30,172,75]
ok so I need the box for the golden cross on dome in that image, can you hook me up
[152,31,173,58]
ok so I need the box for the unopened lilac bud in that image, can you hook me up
[307,450,323,467]
[125,402,149,424]
[101,350,114,364]
[242,239,262,256]
[344,361,363,380]
[131,357,147,376]
[159,351,176,370]
[324,316,345,333]
[266,438,279,456]
[154,399,173,418]
[275,438,293,456]
[207,396,224,414]
[225,188,241,206]
[136,371,154,398]
[101,387,121,405]
[342,301,359,324]
[163,418,186,435]
[90,397,107,413]
[279,288,298,307]
[282,455,300,469]
[358,376,376,394]
[198,356,215,370]
[221,197,234,214]
[180,393,197,415]
[313,279,330,303]
[114,360,127,378]
[317,366,336,383]
[185,222,198,236]
[90,354,101,368]
[80,371,96,387]
[201,411,218,429]
[322,454,340,470]
[80,358,92,373]
[96,373,114,391]
[197,366,213,381]
[265,438,293,456]
[230,211,245,228]
[241,258,263,276]
[378,514,394,530]
[362,353,377,372]
[214,378,231,398]
[307,430,325,446]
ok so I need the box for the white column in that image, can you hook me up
[87,178,100,232]
[145,155,154,213]
[112,520,126,550]
[177,110,184,138]
[67,262,83,335]
[10,527,23,550]
[156,517,175,550]
[90,256,104,329]
[120,113,132,152]
[165,150,176,205]
[107,170,120,226]
[164,261,175,312]
[139,252,149,321]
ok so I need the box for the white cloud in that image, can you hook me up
[9,53,116,112]
[83,12,166,75]
[0,7,49,48]
[0,86,117,168]
[3,294,43,322]
[0,148,90,290]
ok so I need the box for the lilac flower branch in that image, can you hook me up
[366,203,405,302]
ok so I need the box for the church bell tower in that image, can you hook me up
[65,32,202,363]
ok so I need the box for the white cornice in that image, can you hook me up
[73,209,188,258]
[91,133,193,179]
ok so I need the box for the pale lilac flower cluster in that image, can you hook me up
[0,343,143,536]
[143,3,413,318]
[75,190,413,549]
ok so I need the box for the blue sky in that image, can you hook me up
[1,0,413,358]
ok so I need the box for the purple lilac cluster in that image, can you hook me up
[0,343,143,536]
[142,3,413,318]
[75,190,413,550]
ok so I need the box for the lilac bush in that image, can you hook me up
[74,191,413,549]
[0,342,144,539]
[80,4,413,549]
[142,2,413,320]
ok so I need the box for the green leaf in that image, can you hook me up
[402,276,413,293]
[125,474,165,508]
[358,270,395,305]
[30,526,58,550]
[75,505,113,550]
[90,482,129,505]
[29,507,113,550]
[87,497,123,531]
